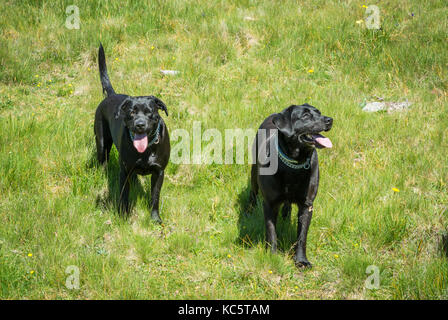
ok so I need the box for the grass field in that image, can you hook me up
[1,0,448,299]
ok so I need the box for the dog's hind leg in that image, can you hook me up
[263,201,279,253]
[94,112,113,164]
[248,164,259,208]
[149,170,164,224]
[281,201,291,219]
[118,162,131,216]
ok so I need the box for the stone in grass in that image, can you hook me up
[362,101,386,112]
[160,69,180,76]
[387,100,412,112]
[362,100,412,113]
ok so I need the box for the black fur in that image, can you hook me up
[249,104,333,268]
[94,44,170,223]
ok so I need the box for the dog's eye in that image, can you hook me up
[302,112,311,120]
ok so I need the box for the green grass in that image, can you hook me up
[1,0,448,299]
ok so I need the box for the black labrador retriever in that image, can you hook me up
[249,104,333,268]
[94,44,170,223]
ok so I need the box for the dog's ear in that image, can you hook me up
[149,96,168,116]
[114,97,132,119]
[272,109,294,138]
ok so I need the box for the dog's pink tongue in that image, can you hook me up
[313,134,333,148]
[133,134,148,153]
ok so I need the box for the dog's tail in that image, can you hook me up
[98,43,116,97]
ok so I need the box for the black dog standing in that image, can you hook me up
[94,44,170,223]
[250,104,333,268]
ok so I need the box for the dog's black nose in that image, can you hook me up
[324,117,333,131]
[135,121,146,131]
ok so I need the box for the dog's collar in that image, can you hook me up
[129,119,162,147]
[277,143,311,170]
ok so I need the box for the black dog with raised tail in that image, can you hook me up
[94,44,170,223]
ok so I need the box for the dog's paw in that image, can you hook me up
[151,211,163,224]
[294,259,312,269]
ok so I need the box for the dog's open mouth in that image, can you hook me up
[131,133,148,153]
[301,133,333,149]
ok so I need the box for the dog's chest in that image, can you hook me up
[132,152,160,175]
[282,182,306,197]
[279,171,310,200]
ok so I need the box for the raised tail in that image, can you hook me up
[98,43,115,97]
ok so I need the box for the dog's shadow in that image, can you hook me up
[89,150,147,215]
[236,182,298,252]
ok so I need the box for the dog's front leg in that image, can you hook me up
[119,163,131,216]
[294,152,319,268]
[294,203,313,268]
[263,201,279,253]
[149,170,164,224]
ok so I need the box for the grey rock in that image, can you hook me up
[362,100,411,113]
[362,101,386,112]
[160,70,180,75]
[387,100,412,112]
